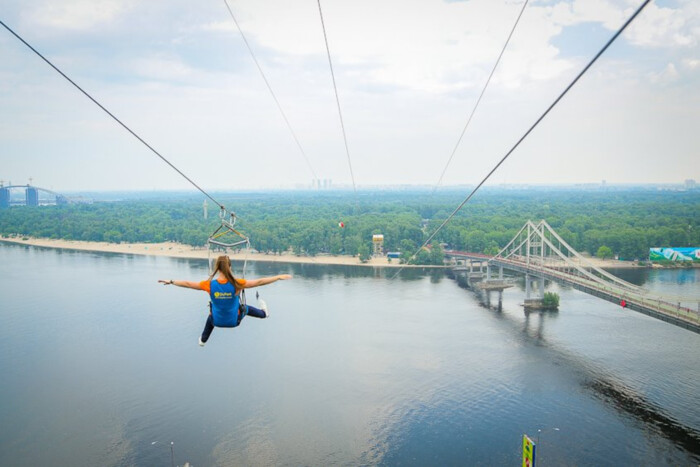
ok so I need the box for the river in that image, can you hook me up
[0,242,698,466]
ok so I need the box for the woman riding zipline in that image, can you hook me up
[159,255,291,346]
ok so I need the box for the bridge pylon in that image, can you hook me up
[446,221,700,332]
[490,220,700,331]
[492,219,642,292]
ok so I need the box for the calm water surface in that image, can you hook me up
[0,243,698,466]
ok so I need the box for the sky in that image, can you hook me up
[0,0,699,192]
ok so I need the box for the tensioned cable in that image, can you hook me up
[223,0,319,182]
[0,19,226,212]
[432,0,530,194]
[317,0,358,197]
[392,0,652,278]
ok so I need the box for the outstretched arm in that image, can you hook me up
[242,274,292,288]
[158,279,202,290]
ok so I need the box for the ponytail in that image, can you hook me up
[209,255,245,293]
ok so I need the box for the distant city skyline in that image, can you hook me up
[1,0,699,191]
[2,178,698,196]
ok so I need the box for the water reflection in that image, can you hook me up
[1,242,698,466]
[447,270,700,460]
[611,267,699,290]
[242,260,433,281]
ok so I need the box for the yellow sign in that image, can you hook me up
[523,434,536,467]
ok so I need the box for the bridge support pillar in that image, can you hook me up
[498,266,503,280]
[525,274,531,300]
[524,274,545,310]
[486,266,491,281]
[483,290,504,312]
[539,277,545,298]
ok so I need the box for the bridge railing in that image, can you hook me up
[446,251,700,327]
[499,257,700,326]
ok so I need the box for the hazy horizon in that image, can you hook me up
[2,1,699,191]
[2,180,698,197]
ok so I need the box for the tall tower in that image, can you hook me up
[26,187,39,206]
[0,185,9,208]
[372,234,384,257]
[203,199,208,220]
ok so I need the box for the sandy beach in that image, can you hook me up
[0,236,408,267]
[0,236,644,269]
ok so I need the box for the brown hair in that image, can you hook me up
[209,255,245,293]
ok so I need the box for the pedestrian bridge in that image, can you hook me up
[445,220,700,334]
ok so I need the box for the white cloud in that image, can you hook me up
[541,0,700,49]
[649,62,679,84]
[128,56,197,82]
[25,0,134,32]
[547,0,626,30]
[200,20,237,34]
[224,0,699,94]
[1,0,697,190]
[625,1,699,48]
[229,0,575,93]
[682,57,700,69]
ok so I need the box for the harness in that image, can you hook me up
[207,207,251,325]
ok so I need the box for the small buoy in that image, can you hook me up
[338,221,345,228]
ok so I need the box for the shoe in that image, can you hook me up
[259,298,269,318]
[198,336,206,347]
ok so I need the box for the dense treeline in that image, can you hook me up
[0,189,698,263]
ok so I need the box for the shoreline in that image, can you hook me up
[0,237,423,268]
[0,236,650,270]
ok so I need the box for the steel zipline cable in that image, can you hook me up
[0,19,228,214]
[432,0,530,195]
[317,0,358,198]
[393,0,652,278]
[223,0,319,182]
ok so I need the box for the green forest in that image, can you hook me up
[1,188,698,264]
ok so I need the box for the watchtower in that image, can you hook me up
[372,234,384,257]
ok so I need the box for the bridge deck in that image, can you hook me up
[446,251,700,334]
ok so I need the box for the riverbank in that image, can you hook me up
[0,236,413,268]
[0,236,648,269]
